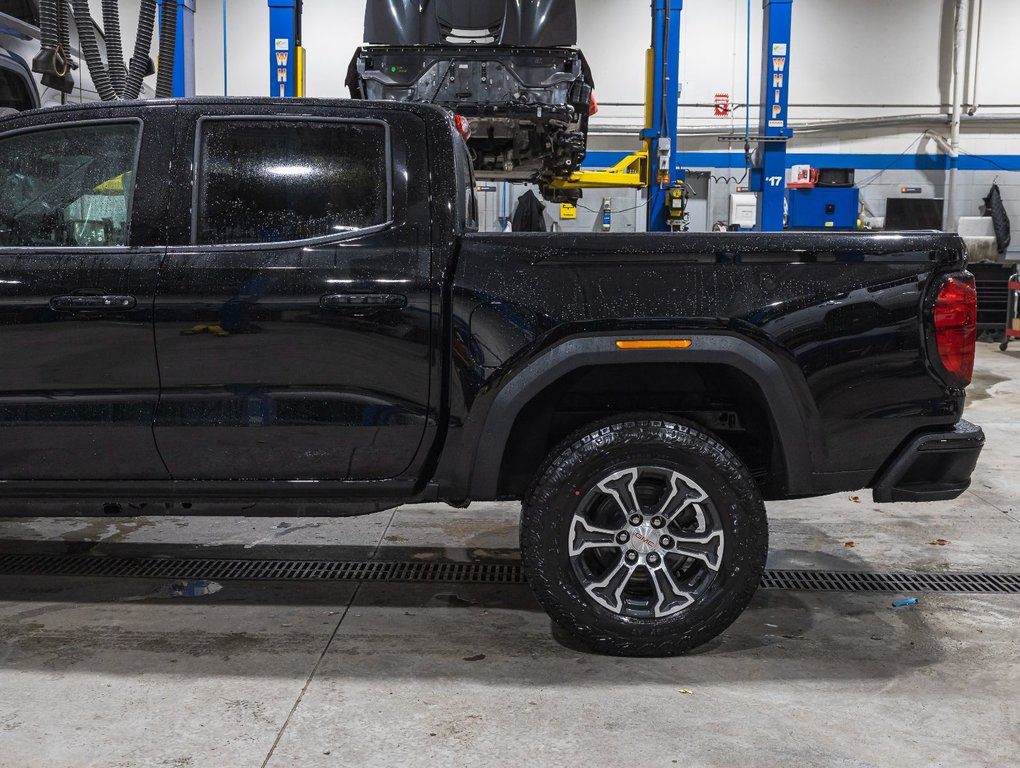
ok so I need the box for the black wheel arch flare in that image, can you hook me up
[465,332,823,500]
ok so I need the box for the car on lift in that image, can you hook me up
[347,0,594,202]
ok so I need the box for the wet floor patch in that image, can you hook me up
[967,370,1009,402]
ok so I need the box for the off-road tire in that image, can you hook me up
[521,414,768,657]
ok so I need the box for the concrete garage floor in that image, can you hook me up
[0,343,1018,768]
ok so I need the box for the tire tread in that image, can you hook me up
[520,414,768,657]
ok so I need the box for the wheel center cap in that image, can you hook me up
[630,524,659,555]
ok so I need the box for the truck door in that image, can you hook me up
[0,110,171,480]
[152,107,436,482]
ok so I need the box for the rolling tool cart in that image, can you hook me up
[1001,267,1020,351]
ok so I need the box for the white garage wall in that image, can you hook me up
[193,0,268,96]
[96,1,1020,244]
[180,2,1020,146]
[784,0,946,110]
[104,2,1019,139]
[586,0,1019,125]
[189,0,364,97]
[87,0,150,58]
[300,1,368,98]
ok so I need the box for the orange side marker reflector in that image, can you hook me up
[615,339,693,350]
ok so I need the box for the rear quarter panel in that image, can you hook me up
[445,231,967,494]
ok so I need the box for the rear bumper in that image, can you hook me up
[872,420,984,503]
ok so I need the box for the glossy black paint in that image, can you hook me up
[152,103,437,481]
[0,104,175,481]
[437,231,970,498]
[0,98,978,513]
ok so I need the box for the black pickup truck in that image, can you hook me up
[0,98,983,656]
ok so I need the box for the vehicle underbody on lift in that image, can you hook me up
[347,0,594,202]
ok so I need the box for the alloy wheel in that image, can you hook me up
[567,466,725,619]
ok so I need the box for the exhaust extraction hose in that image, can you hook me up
[70,0,116,100]
[37,0,58,54]
[57,1,73,66]
[124,0,158,100]
[101,0,126,96]
[155,0,177,98]
[55,0,73,86]
[31,0,66,79]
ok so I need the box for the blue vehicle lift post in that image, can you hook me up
[156,0,195,97]
[643,0,684,233]
[751,0,793,231]
[268,0,304,97]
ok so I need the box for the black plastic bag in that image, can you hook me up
[983,184,1012,254]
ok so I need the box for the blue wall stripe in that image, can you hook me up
[582,150,1020,173]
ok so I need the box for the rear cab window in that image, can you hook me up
[0,121,140,247]
[194,118,391,245]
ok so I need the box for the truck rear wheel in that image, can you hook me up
[520,415,768,656]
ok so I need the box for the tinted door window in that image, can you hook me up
[0,114,169,482]
[195,119,389,245]
[0,123,139,247]
[153,109,434,482]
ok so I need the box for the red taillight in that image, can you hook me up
[453,114,472,141]
[934,274,977,386]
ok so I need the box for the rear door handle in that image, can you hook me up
[50,294,137,312]
[320,293,408,311]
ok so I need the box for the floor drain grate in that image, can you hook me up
[0,554,527,584]
[761,569,1020,594]
[0,554,1018,593]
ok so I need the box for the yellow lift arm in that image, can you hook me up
[547,149,650,191]
[547,47,658,193]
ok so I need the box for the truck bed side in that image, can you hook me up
[436,231,969,502]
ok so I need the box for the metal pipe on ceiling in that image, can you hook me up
[965,0,983,115]
[594,102,1020,109]
[945,0,970,233]
[587,112,1020,138]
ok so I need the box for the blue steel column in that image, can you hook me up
[268,0,299,97]
[643,0,683,233]
[752,0,793,231]
[156,0,195,97]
